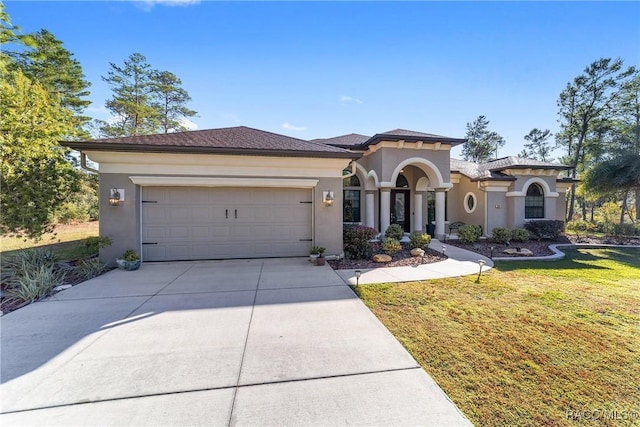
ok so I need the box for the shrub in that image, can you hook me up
[524,220,564,240]
[409,232,431,249]
[491,227,512,244]
[122,249,140,261]
[1,248,65,305]
[83,236,112,256]
[613,223,636,237]
[458,224,482,244]
[385,224,404,240]
[74,258,109,280]
[512,228,530,242]
[343,225,376,260]
[310,246,326,255]
[381,237,402,254]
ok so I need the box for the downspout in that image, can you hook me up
[80,152,99,174]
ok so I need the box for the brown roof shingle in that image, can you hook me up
[63,126,359,159]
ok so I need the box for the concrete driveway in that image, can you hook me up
[1,258,471,426]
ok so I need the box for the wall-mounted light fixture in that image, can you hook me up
[109,188,124,207]
[322,191,334,207]
[495,204,501,209]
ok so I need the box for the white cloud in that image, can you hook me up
[179,117,198,130]
[282,122,307,131]
[340,95,363,104]
[135,0,200,11]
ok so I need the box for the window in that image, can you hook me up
[525,183,545,219]
[343,174,361,222]
[464,192,477,214]
[395,174,409,188]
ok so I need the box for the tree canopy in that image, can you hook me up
[462,115,505,163]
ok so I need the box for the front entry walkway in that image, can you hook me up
[335,239,494,285]
[1,258,471,426]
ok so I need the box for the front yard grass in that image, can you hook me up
[354,248,640,426]
[1,221,99,260]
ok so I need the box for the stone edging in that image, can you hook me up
[491,243,640,262]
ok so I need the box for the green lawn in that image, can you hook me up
[1,222,99,260]
[354,248,640,426]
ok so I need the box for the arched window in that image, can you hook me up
[395,174,409,188]
[343,173,361,223]
[525,183,545,219]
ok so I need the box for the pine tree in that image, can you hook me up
[522,129,553,162]
[461,115,505,163]
[151,70,197,133]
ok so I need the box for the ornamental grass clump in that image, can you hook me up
[1,248,65,305]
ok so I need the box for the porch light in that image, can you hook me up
[322,191,334,207]
[109,188,124,207]
[355,270,362,286]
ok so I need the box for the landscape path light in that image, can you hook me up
[355,270,362,286]
[476,259,486,283]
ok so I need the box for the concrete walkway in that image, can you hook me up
[1,258,471,426]
[336,239,494,285]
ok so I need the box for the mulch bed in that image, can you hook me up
[329,243,447,270]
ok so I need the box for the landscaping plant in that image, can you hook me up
[343,225,376,260]
[384,223,404,240]
[1,248,65,305]
[511,228,530,242]
[409,232,431,249]
[524,220,564,240]
[381,237,402,255]
[491,227,512,244]
[457,224,482,244]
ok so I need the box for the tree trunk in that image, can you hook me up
[590,203,595,223]
[636,188,640,221]
[581,198,587,221]
[621,190,629,224]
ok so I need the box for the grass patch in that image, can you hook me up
[354,248,640,426]
[1,222,99,261]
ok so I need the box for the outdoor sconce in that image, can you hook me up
[109,188,124,207]
[322,191,334,207]
[355,270,362,286]
[495,204,501,209]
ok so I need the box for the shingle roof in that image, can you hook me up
[63,126,359,159]
[382,129,452,139]
[450,156,570,180]
[311,133,370,148]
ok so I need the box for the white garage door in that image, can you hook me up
[142,187,313,261]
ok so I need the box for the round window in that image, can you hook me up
[464,192,477,214]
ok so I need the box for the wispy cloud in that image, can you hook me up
[135,0,200,12]
[179,118,198,130]
[282,122,307,131]
[340,95,363,104]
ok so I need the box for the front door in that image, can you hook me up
[390,190,411,233]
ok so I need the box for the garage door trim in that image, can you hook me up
[130,176,319,188]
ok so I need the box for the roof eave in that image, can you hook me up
[357,133,467,149]
[62,142,361,160]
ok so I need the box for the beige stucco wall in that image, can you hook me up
[454,177,485,231]
[94,152,350,263]
[486,191,508,235]
[365,147,451,186]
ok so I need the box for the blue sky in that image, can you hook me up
[6,1,640,158]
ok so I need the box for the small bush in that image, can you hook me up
[409,232,431,249]
[385,224,404,240]
[122,249,140,261]
[566,220,592,234]
[1,248,57,284]
[343,225,377,260]
[74,258,109,280]
[512,228,530,242]
[458,224,482,244]
[491,227,512,244]
[524,220,564,240]
[613,223,636,237]
[83,236,112,256]
[381,237,402,254]
[1,249,65,305]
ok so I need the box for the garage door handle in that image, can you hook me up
[235,209,238,219]
[225,209,228,219]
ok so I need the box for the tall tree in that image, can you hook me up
[521,128,553,162]
[462,115,505,163]
[556,58,636,220]
[0,69,80,238]
[11,29,91,134]
[151,70,197,133]
[101,53,159,137]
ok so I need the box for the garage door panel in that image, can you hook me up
[142,187,312,261]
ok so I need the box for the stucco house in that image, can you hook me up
[65,126,572,263]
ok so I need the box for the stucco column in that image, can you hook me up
[365,190,375,229]
[414,192,424,232]
[380,188,391,235]
[435,189,446,239]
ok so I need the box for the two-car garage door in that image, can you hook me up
[142,187,313,261]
